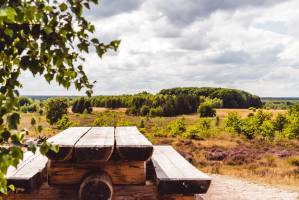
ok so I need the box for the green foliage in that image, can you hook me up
[159,87,262,108]
[71,97,92,114]
[149,106,163,117]
[18,96,32,107]
[0,0,119,194]
[45,98,68,125]
[30,117,36,127]
[184,118,215,140]
[198,102,216,117]
[36,125,43,134]
[93,117,108,127]
[273,113,287,132]
[167,118,186,136]
[56,115,73,130]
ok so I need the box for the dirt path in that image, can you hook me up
[200,174,299,200]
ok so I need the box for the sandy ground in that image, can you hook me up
[200,174,299,200]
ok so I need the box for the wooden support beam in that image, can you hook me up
[3,183,157,200]
[48,160,146,185]
[74,127,114,161]
[46,127,91,161]
[115,126,153,161]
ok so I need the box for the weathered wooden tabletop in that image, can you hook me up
[46,126,154,161]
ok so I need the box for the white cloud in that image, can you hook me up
[20,0,299,97]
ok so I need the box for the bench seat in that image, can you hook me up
[6,150,48,193]
[150,146,211,195]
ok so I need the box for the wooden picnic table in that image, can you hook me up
[4,127,211,200]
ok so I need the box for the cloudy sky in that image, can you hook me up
[20,0,299,97]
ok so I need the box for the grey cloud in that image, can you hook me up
[150,0,288,26]
[86,0,144,19]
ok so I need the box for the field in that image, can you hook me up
[20,108,299,191]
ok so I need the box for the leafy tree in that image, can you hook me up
[198,102,216,117]
[273,113,287,132]
[0,0,119,193]
[72,97,92,114]
[224,112,243,135]
[45,98,68,125]
[18,96,32,107]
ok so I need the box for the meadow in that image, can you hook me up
[20,108,299,191]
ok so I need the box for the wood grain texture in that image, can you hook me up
[151,146,211,195]
[3,183,157,200]
[48,160,146,185]
[78,172,113,200]
[6,150,48,193]
[74,127,114,161]
[46,127,91,161]
[115,126,153,161]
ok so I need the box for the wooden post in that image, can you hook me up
[78,172,113,200]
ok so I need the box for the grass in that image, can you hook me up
[19,108,298,191]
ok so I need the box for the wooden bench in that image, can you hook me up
[5,150,48,193]
[150,146,211,197]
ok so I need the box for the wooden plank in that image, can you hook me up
[46,127,91,161]
[48,160,146,185]
[151,146,211,195]
[115,126,153,161]
[6,151,48,193]
[3,183,157,200]
[6,151,35,178]
[74,127,114,161]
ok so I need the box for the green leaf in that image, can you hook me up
[59,3,68,12]
[40,142,50,155]
[8,184,15,191]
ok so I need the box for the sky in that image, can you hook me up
[20,0,299,97]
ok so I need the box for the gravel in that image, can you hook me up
[199,174,299,200]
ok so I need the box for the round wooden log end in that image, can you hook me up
[79,172,113,200]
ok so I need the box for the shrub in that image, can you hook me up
[36,125,43,134]
[139,119,145,128]
[140,105,150,116]
[45,98,68,125]
[27,103,38,113]
[224,112,242,135]
[72,97,92,114]
[167,118,186,136]
[197,102,216,117]
[93,117,108,127]
[18,96,32,107]
[56,115,73,130]
[184,118,215,140]
[31,117,36,127]
[149,106,163,117]
[273,113,287,132]
[39,109,44,115]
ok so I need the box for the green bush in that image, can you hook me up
[31,117,36,127]
[56,115,73,130]
[198,102,216,117]
[167,118,186,136]
[184,118,215,140]
[93,117,108,126]
[140,105,150,116]
[149,106,163,117]
[45,98,68,125]
[72,97,92,114]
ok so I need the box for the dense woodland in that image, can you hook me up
[86,87,263,117]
